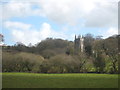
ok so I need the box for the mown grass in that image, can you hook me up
[2,73,118,88]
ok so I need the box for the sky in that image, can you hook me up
[0,0,119,46]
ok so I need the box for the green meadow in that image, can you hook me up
[2,73,118,88]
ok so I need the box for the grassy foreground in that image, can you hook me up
[2,73,118,88]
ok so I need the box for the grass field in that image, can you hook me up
[2,73,118,88]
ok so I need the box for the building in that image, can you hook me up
[74,35,84,54]
[0,34,5,46]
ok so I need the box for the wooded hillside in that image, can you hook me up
[2,34,119,74]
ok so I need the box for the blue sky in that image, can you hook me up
[1,0,118,46]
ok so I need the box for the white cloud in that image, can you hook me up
[2,0,38,19]
[2,0,119,45]
[0,4,2,33]
[84,1,118,27]
[4,21,32,30]
[102,27,118,38]
[35,0,96,25]
[4,21,67,45]
[2,0,118,27]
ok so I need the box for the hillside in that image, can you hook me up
[2,34,119,74]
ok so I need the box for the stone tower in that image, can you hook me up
[80,35,84,52]
[0,34,4,46]
[74,35,84,54]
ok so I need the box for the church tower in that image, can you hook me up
[80,35,84,52]
[74,34,84,54]
[0,34,4,46]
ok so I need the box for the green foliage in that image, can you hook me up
[93,53,106,73]
[41,49,56,59]
[84,33,95,56]
[48,54,77,73]
[36,38,69,52]
[2,52,44,72]
[2,34,119,74]
[81,58,95,73]
[92,35,119,74]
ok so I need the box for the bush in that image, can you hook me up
[2,52,44,72]
[47,54,84,73]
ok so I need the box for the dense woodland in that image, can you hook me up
[2,33,120,74]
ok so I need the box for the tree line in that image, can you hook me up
[2,33,119,74]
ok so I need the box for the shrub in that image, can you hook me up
[48,54,83,73]
[2,52,44,72]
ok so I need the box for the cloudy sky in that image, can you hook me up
[1,0,118,46]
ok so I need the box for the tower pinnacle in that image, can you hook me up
[75,35,76,39]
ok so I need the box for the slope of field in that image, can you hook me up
[2,73,118,88]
